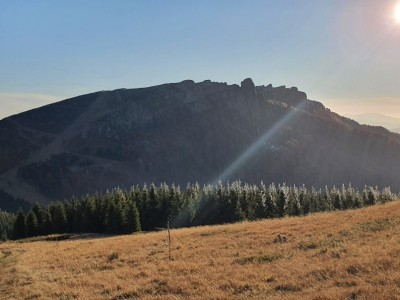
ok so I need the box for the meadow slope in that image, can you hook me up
[1,202,400,299]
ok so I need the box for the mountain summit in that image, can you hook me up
[1,79,400,207]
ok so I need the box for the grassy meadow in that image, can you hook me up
[1,201,400,299]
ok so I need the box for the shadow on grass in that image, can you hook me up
[16,233,119,243]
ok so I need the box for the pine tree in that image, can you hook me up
[146,183,160,230]
[31,203,44,235]
[0,210,15,241]
[298,185,309,215]
[125,201,141,233]
[254,186,267,219]
[267,183,278,217]
[83,196,97,233]
[193,184,217,226]
[104,196,116,233]
[366,187,376,206]
[104,194,125,234]
[115,192,127,234]
[41,208,52,235]
[25,210,39,237]
[50,203,68,233]
[362,185,369,206]
[139,184,150,230]
[286,186,301,216]
[380,187,393,204]
[159,183,171,227]
[241,184,255,220]
[13,210,26,239]
[276,185,287,217]
[353,190,362,208]
[331,186,341,210]
[234,198,246,221]
[322,186,332,211]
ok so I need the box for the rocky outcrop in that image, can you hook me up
[241,78,255,90]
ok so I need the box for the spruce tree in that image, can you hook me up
[125,202,141,233]
[331,186,341,210]
[13,210,26,239]
[366,187,376,206]
[146,183,160,230]
[298,185,308,215]
[41,208,52,235]
[254,188,267,219]
[25,210,39,237]
[286,187,301,216]
[0,210,15,241]
[276,185,287,217]
[50,203,68,233]
[84,196,98,232]
[234,198,246,221]
[31,203,44,235]
[104,196,123,234]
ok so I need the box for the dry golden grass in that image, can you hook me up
[2,202,400,299]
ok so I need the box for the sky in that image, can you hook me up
[1,0,400,120]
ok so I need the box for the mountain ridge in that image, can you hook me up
[1,78,400,209]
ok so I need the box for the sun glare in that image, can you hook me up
[395,2,400,23]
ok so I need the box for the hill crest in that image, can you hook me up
[1,79,400,207]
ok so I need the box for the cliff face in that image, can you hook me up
[1,78,400,206]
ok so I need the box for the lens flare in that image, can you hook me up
[395,2,400,23]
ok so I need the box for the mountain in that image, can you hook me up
[344,113,400,134]
[1,78,400,208]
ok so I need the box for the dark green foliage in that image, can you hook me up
[125,202,141,233]
[31,203,46,235]
[25,211,39,237]
[379,187,394,204]
[276,185,287,217]
[104,194,124,234]
[49,203,68,233]
[12,182,399,240]
[331,186,341,210]
[0,210,15,241]
[13,210,26,239]
[366,187,377,206]
[41,209,52,235]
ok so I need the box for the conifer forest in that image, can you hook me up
[1,181,397,241]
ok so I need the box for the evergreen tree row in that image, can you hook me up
[0,210,15,241]
[8,182,399,240]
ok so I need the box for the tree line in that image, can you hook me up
[1,182,398,240]
[0,210,15,241]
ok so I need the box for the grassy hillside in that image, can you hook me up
[1,202,400,299]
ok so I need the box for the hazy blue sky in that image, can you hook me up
[1,0,400,119]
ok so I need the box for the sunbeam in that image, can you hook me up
[213,99,308,184]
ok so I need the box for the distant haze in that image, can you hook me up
[344,112,400,133]
[324,97,400,120]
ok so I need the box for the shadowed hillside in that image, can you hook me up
[1,79,400,208]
